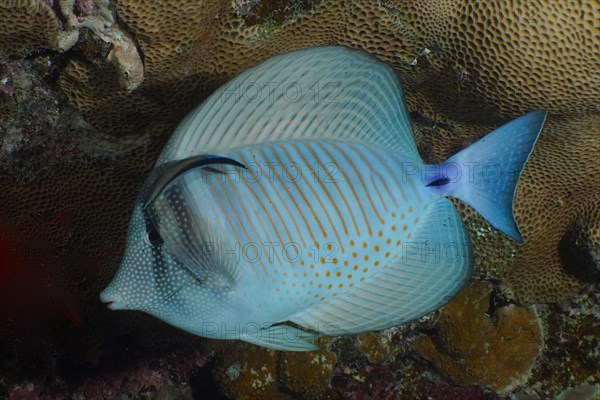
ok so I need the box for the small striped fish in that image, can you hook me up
[100,46,546,351]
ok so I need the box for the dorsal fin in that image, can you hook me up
[141,155,246,210]
[159,46,420,164]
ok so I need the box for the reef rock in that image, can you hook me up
[412,281,544,394]
[209,338,336,400]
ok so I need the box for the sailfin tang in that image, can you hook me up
[289,198,472,335]
[443,110,546,242]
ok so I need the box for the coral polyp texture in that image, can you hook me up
[1,0,599,398]
[402,0,599,115]
[505,112,600,302]
[0,1,59,51]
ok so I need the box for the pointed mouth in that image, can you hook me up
[99,284,187,312]
[99,290,124,310]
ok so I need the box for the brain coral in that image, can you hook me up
[400,0,599,116]
[0,1,59,52]
[505,112,600,302]
[52,0,599,135]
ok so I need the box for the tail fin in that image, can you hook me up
[439,110,547,242]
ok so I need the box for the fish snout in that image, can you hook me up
[99,289,125,310]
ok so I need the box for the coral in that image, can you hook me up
[0,0,599,399]
[0,54,89,183]
[0,1,59,52]
[211,342,292,400]
[399,0,599,116]
[560,217,600,284]
[53,0,599,130]
[209,337,336,399]
[357,331,400,365]
[0,52,158,375]
[278,338,337,398]
[529,291,600,397]
[56,0,144,91]
[0,0,143,91]
[329,362,402,400]
[504,113,600,303]
[412,281,544,394]
[417,111,600,303]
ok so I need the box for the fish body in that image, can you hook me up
[101,46,546,350]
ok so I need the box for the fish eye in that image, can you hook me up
[145,225,163,246]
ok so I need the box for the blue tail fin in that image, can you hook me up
[436,110,546,242]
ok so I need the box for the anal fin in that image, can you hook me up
[241,324,319,351]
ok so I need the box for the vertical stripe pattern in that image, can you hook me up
[152,138,435,317]
[158,46,420,166]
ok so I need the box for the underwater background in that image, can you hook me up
[0,0,598,399]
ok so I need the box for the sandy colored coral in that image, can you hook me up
[412,281,544,394]
[55,0,599,133]
[504,113,600,303]
[0,1,59,52]
[401,0,599,116]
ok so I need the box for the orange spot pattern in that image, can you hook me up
[270,208,421,304]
